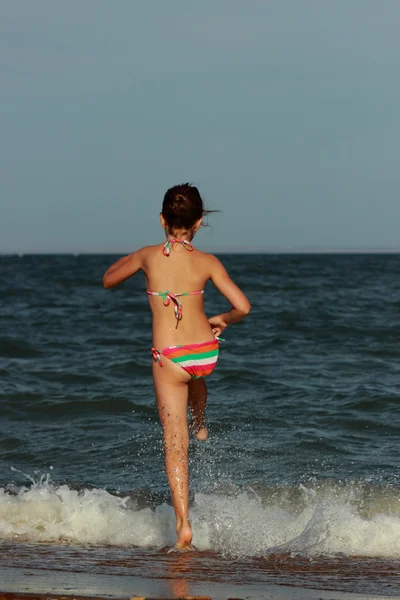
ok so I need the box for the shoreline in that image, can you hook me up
[1,566,399,600]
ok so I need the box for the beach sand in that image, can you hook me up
[1,541,399,600]
[0,564,399,600]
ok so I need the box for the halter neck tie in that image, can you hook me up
[163,238,194,256]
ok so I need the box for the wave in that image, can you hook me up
[0,472,399,558]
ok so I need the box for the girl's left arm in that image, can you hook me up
[103,249,144,288]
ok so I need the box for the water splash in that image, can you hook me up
[1,472,399,558]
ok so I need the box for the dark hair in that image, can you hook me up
[162,183,216,231]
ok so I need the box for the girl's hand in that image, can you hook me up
[208,314,228,339]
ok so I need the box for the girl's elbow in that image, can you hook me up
[243,301,251,316]
[236,301,251,317]
[103,274,114,289]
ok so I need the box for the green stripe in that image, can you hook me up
[171,349,218,363]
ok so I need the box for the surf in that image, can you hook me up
[1,472,399,559]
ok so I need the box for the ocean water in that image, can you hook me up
[0,253,400,596]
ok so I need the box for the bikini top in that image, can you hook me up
[146,238,204,322]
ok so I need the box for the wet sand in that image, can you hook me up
[1,565,399,600]
[1,542,399,600]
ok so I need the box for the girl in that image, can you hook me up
[103,183,251,550]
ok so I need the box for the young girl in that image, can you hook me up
[103,183,251,550]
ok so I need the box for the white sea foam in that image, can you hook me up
[0,476,399,558]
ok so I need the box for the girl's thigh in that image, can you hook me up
[152,358,191,429]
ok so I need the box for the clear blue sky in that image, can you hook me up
[1,1,399,253]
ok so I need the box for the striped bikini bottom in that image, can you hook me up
[151,339,219,379]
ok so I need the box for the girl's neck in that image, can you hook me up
[166,231,193,242]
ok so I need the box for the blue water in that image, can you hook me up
[0,253,399,595]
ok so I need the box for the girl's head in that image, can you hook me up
[161,183,212,239]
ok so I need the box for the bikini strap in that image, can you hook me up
[152,348,163,367]
[163,238,194,256]
[147,290,183,321]
[146,289,204,324]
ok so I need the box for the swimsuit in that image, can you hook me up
[146,289,204,322]
[152,339,219,379]
[148,238,219,379]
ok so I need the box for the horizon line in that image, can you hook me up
[1,247,400,256]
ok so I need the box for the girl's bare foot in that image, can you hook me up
[175,519,193,549]
[189,417,208,441]
[195,425,208,441]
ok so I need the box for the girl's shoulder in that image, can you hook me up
[136,242,165,256]
[193,247,216,258]
[195,249,223,265]
[129,244,164,271]
[192,250,226,279]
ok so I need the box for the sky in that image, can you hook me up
[1,0,400,253]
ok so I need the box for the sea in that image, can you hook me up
[0,253,399,598]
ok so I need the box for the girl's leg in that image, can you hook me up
[188,378,208,441]
[152,358,193,549]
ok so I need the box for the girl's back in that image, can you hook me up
[142,241,216,348]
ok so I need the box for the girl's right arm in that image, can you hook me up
[208,256,251,333]
[103,249,144,288]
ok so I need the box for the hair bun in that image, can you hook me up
[170,194,188,216]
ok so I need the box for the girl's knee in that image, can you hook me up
[163,424,189,451]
